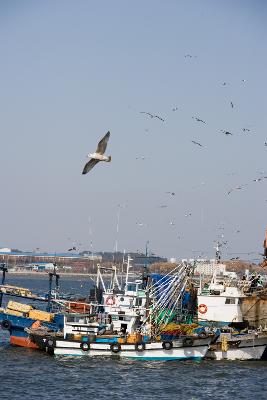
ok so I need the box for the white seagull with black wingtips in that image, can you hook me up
[82,131,111,174]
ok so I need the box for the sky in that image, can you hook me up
[0,0,266,260]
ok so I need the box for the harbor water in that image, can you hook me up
[0,275,267,400]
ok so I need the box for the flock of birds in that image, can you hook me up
[80,66,266,260]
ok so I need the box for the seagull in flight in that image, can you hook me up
[192,116,206,124]
[166,191,175,196]
[82,131,111,174]
[136,156,149,160]
[140,112,165,122]
[227,185,246,195]
[68,246,77,252]
[220,130,233,136]
[191,140,203,147]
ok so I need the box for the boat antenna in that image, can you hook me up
[89,216,95,273]
[214,241,222,263]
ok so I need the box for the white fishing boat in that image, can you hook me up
[53,334,212,360]
[40,261,214,360]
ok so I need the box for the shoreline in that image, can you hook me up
[6,271,97,278]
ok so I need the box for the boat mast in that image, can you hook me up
[0,263,8,307]
[125,254,133,289]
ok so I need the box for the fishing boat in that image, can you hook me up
[53,334,212,360]
[36,261,214,360]
[0,265,95,349]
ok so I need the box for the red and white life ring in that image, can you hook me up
[105,295,116,306]
[198,304,208,314]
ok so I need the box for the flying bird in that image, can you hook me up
[166,191,175,196]
[154,115,165,122]
[230,102,234,108]
[264,142,267,146]
[222,82,227,86]
[191,140,203,147]
[185,213,192,217]
[172,107,179,112]
[68,247,77,252]
[140,112,164,122]
[136,156,149,160]
[192,117,206,124]
[140,111,154,118]
[220,130,233,136]
[242,128,251,133]
[136,222,147,227]
[227,185,247,195]
[82,131,111,174]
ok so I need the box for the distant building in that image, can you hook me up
[31,263,57,271]
[0,248,11,253]
[82,253,102,261]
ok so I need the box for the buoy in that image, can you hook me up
[198,304,208,314]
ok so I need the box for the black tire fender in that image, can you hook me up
[135,342,145,352]
[183,337,194,347]
[110,343,121,353]
[80,342,90,351]
[198,332,208,339]
[1,319,11,330]
[46,346,54,356]
[162,341,173,350]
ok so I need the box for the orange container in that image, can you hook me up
[126,333,142,344]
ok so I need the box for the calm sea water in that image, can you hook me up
[0,275,267,400]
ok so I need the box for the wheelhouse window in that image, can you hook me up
[135,297,143,306]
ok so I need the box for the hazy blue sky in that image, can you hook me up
[0,0,266,260]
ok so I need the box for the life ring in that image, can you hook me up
[135,343,145,352]
[183,337,194,347]
[198,304,208,314]
[110,343,121,353]
[80,342,90,352]
[105,296,116,306]
[1,319,11,330]
[162,341,173,351]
